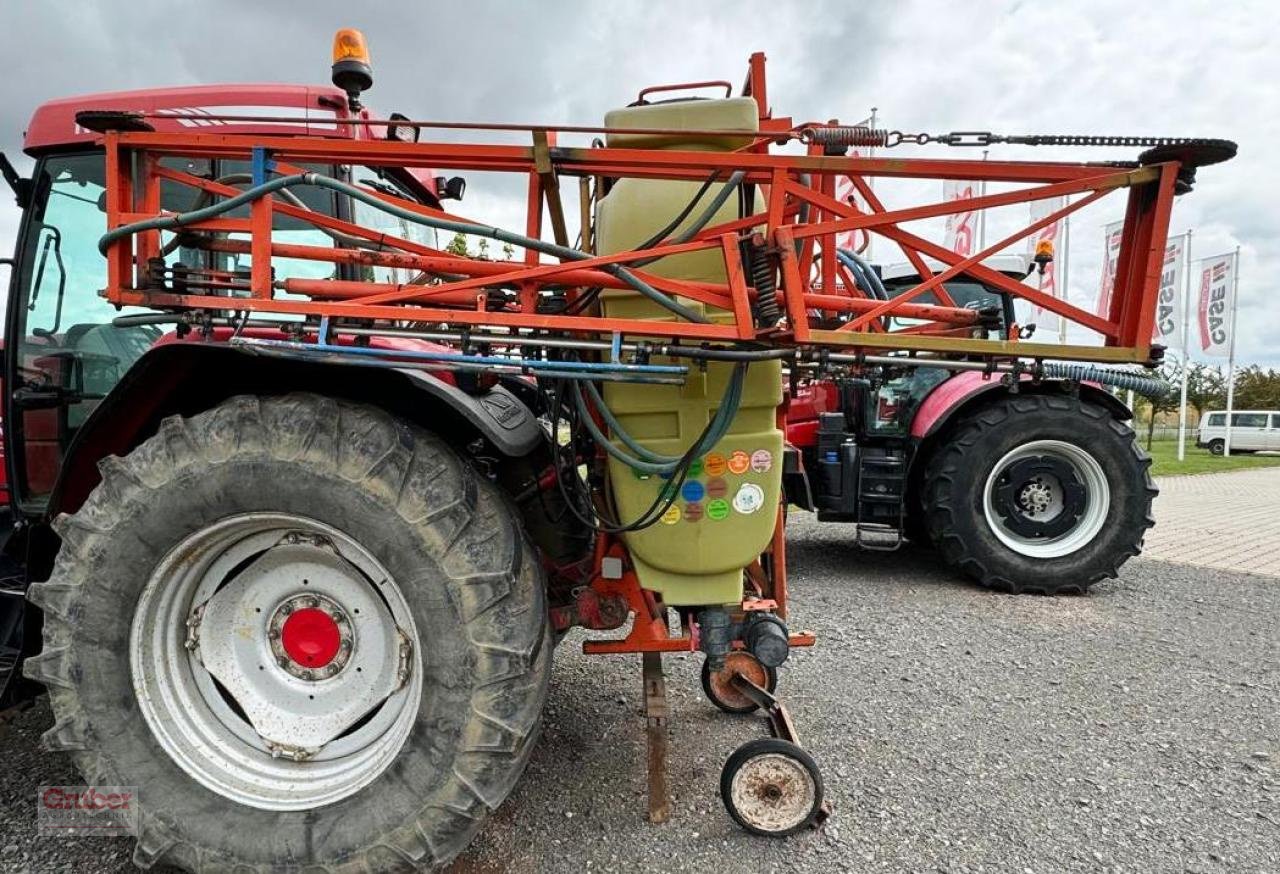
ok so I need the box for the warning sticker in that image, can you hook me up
[704,452,728,476]
[661,505,682,525]
[727,450,751,475]
[750,449,773,473]
[732,483,765,515]
[705,477,728,499]
[681,480,706,503]
[683,502,704,522]
[706,499,730,520]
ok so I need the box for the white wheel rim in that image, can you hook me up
[729,752,817,833]
[130,513,423,811]
[982,439,1111,559]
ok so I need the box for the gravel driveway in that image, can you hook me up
[2,512,1277,873]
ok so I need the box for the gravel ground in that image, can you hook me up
[2,512,1277,873]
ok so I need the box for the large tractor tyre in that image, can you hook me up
[923,393,1156,595]
[23,393,551,872]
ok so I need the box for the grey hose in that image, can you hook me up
[571,364,746,473]
[1042,362,1169,398]
[629,171,746,269]
[102,171,710,324]
[161,174,383,257]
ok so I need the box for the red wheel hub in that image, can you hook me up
[280,607,342,668]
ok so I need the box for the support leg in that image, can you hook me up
[642,651,671,824]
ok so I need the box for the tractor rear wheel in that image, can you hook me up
[24,393,550,871]
[923,393,1155,594]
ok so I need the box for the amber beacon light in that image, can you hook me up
[331,28,373,109]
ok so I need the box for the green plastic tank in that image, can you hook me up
[594,97,782,606]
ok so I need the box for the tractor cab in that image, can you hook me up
[1,84,444,514]
[879,253,1038,335]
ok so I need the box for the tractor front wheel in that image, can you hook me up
[923,394,1156,594]
[24,394,550,871]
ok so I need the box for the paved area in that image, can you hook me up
[2,515,1278,872]
[1145,468,1280,576]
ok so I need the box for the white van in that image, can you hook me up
[1196,410,1280,455]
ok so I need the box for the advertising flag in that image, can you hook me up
[1151,235,1186,345]
[1027,197,1066,319]
[1095,221,1124,317]
[833,163,868,254]
[1196,252,1237,357]
[942,179,978,257]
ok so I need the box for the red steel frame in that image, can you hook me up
[98,121,1180,366]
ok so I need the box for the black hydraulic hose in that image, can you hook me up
[100,171,710,325]
[1042,362,1170,398]
[837,248,887,301]
[633,171,719,250]
[628,170,747,269]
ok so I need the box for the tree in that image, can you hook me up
[1232,365,1280,409]
[1142,360,1183,449]
[445,232,469,257]
[1184,361,1227,418]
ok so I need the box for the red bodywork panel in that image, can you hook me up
[784,381,839,449]
[909,371,1000,439]
[23,83,439,193]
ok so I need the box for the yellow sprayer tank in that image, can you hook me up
[594,97,783,606]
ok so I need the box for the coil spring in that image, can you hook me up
[803,125,891,149]
[1041,362,1170,398]
[749,245,781,328]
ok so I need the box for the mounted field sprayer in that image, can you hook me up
[0,29,1234,871]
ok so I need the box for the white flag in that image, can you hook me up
[1151,234,1186,345]
[942,179,979,257]
[1196,252,1237,357]
[1027,197,1066,320]
[1096,221,1124,318]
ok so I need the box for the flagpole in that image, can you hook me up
[867,106,877,261]
[978,150,988,250]
[1059,214,1070,345]
[1176,229,1193,461]
[1223,245,1241,457]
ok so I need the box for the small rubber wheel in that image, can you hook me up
[720,738,824,837]
[701,652,777,714]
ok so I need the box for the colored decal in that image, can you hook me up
[683,502,704,522]
[688,458,704,478]
[750,449,773,473]
[661,505,682,525]
[727,450,751,475]
[704,452,728,476]
[705,477,728,499]
[706,499,730,520]
[681,480,706,503]
[732,482,765,515]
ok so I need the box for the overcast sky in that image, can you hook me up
[2,0,1276,363]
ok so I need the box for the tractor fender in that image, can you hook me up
[47,341,543,519]
[910,370,1131,442]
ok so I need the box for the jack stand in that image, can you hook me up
[642,651,671,824]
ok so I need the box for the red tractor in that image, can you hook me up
[782,253,1166,594]
[0,31,1230,872]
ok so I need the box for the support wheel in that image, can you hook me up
[720,738,824,837]
[923,393,1156,594]
[701,652,777,714]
